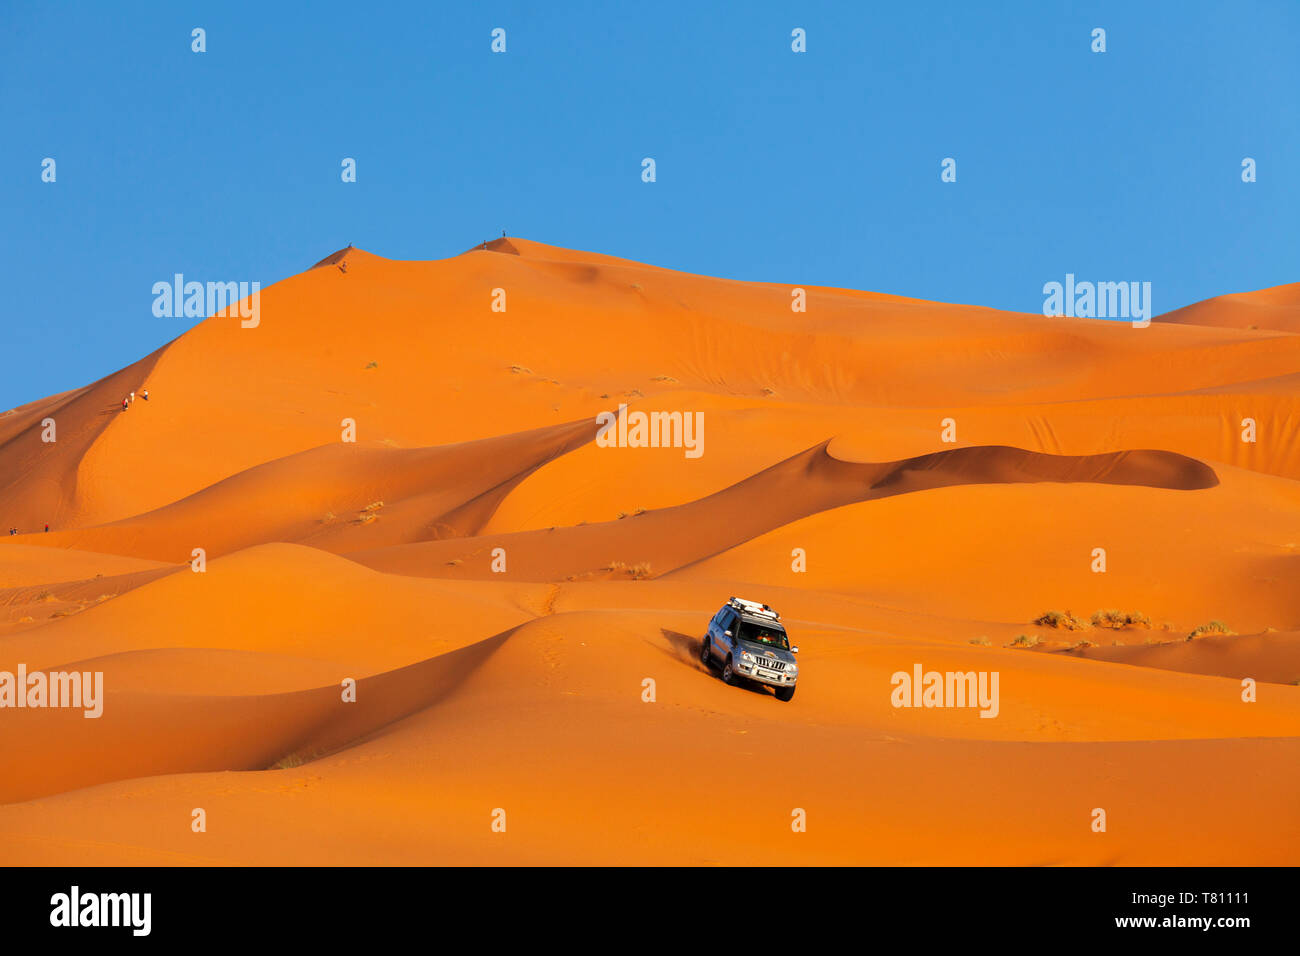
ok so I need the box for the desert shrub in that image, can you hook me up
[1187,620,1234,640]
[602,561,651,579]
[1033,610,1088,631]
[269,747,324,770]
[1009,634,1040,648]
[1091,609,1151,629]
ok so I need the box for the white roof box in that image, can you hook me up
[729,596,781,621]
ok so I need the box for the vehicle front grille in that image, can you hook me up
[757,657,785,671]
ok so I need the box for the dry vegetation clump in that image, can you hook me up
[1186,620,1234,640]
[602,561,652,580]
[1091,609,1151,629]
[269,747,325,770]
[1033,610,1088,631]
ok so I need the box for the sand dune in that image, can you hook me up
[0,238,1296,865]
[1157,281,1300,333]
[1,608,1295,864]
[347,442,1218,584]
[21,418,599,562]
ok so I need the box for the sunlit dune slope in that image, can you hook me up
[1157,281,1300,333]
[2,240,1297,530]
[2,609,1295,863]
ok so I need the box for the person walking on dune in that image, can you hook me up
[129,391,135,404]
[142,388,149,401]
[121,398,128,411]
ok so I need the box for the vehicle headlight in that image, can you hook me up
[740,651,756,662]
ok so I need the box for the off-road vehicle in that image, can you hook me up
[701,597,799,701]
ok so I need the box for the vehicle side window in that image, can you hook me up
[718,609,734,632]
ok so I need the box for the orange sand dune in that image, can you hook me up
[683,462,1300,631]
[4,241,1298,530]
[347,442,1217,582]
[0,543,543,678]
[1078,629,1300,684]
[0,238,1296,865]
[0,542,172,589]
[21,417,598,562]
[1,609,1295,864]
[1157,281,1300,332]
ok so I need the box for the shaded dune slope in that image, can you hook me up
[0,630,513,803]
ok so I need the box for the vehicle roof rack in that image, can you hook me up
[728,596,781,621]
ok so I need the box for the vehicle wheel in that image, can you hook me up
[700,637,712,667]
[774,684,796,702]
[721,656,737,686]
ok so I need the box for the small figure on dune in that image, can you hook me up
[44,523,49,533]
[142,388,150,401]
[121,398,128,411]
[129,391,135,404]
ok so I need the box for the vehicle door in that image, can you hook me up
[715,608,738,659]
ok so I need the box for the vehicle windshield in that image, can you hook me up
[736,619,788,649]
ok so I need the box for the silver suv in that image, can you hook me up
[701,597,799,701]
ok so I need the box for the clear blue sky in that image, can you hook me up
[2,0,1297,410]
